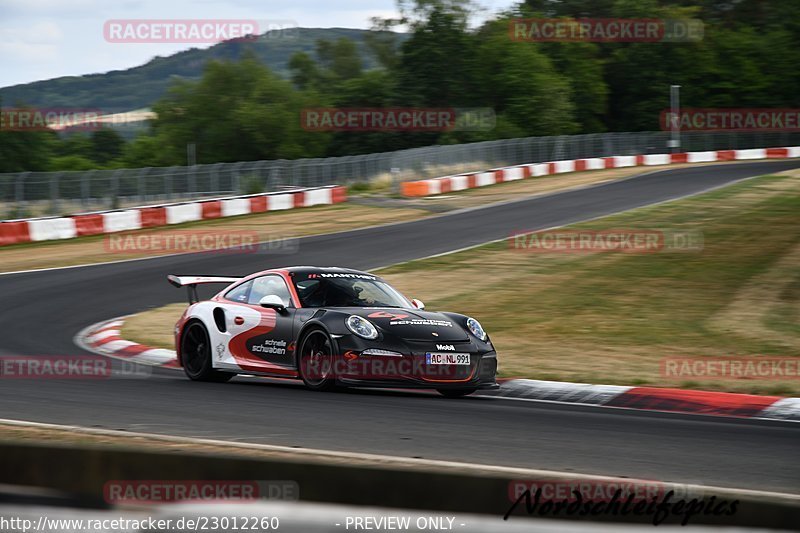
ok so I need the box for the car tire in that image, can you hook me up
[180,321,233,383]
[436,388,477,398]
[297,328,337,391]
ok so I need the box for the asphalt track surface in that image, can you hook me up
[0,160,799,493]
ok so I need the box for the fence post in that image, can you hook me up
[81,171,91,210]
[267,166,279,192]
[257,161,269,192]
[211,163,222,195]
[50,172,62,215]
[603,133,613,157]
[110,169,123,209]
[189,164,197,197]
[15,172,29,219]
[552,136,565,161]
[167,168,174,201]
[233,161,245,194]
[323,159,332,186]
[292,161,300,188]
[276,162,285,189]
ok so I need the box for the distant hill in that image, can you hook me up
[0,28,404,112]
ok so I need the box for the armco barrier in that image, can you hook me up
[401,147,800,197]
[0,185,347,247]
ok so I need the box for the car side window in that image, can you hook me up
[224,280,253,303]
[248,275,292,307]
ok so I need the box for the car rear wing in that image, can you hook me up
[167,275,242,304]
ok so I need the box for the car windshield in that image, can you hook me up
[292,275,411,308]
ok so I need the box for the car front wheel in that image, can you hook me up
[297,328,337,391]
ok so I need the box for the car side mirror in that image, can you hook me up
[411,298,425,310]
[259,295,287,313]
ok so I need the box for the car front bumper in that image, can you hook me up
[333,351,499,389]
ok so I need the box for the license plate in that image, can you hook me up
[425,352,470,365]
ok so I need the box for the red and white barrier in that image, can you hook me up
[0,185,347,247]
[641,154,670,165]
[401,146,800,197]
[28,217,77,241]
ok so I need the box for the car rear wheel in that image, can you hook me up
[437,388,477,398]
[181,321,233,382]
[297,328,337,391]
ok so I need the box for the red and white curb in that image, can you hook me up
[0,184,346,247]
[78,318,800,421]
[75,317,179,369]
[400,146,800,196]
[493,379,800,421]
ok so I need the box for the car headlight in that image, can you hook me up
[361,348,402,357]
[466,317,487,341]
[346,315,378,340]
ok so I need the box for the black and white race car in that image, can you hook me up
[170,266,498,397]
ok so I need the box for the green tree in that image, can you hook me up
[473,21,577,136]
[54,134,93,159]
[48,154,96,171]
[90,128,126,164]
[394,0,479,107]
[603,0,714,131]
[288,52,322,90]
[121,134,174,168]
[522,0,616,17]
[316,38,363,81]
[363,25,402,71]
[0,99,57,172]
[152,54,328,163]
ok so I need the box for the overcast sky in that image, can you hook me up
[0,0,514,89]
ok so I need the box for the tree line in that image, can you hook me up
[1,0,798,172]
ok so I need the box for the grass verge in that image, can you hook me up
[379,170,800,395]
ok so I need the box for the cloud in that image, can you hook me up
[0,21,64,44]
[2,0,102,18]
[0,21,64,86]
[0,42,59,64]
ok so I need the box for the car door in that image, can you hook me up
[226,274,296,372]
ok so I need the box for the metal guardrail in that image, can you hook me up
[2,130,799,218]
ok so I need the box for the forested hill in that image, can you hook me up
[0,28,400,111]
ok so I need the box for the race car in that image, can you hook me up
[168,266,498,397]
